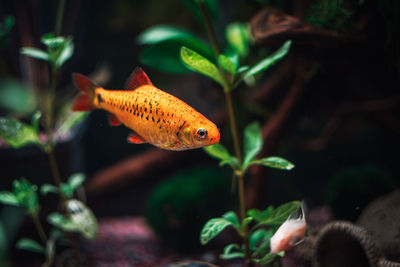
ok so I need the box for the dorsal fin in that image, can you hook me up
[124,67,153,90]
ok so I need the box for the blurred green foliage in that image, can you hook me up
[146,166,232,250]
[21,33,74,68]
[202,201,300,263]
[305,0,354,33]
[0,79,37,114]
[0,15,15,50]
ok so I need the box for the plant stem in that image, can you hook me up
[31,213,48,244]
[55,0,66,36]
[46,65,67,203]
[197,0,220,58]
[197,1,252,265]
[225,90,251,265]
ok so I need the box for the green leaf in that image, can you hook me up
[226,22,251,57]
[259,201,301,226]
[251,228,275,257]
[249,229,269,252]
[247,206,274,222]
[56,37,74,67]
[237,65,249,74]
[220,243,245,260]
[40,33,65,48]
[40,184,59,196]
[223,47,239,70]
[180,46,224,86]
[218,54,236,75]
[13,178,39,213]
[0,79,37,113]
[254,252,283,264]
[241,216,254,230]
[16,238,44,254]
[31,111,42,134]
[0,191,19,206]
[251,156,295,170]
[47,212,79,232]
[203,143,236,167]
[43,237,55,267]
[67,173,85,192]
[0,117,42,149]
[222,211,240,230]
[0,15,15,37]
[137,24,196,45]
[20,47,49,61]
[139,38,213,74]
[60,173,86,198]
[243,122,263,168]
[0,15,15,50]
[243,40,291,80]
[200,217,232,245]
[65,199,98,239]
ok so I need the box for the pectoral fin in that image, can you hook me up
[127,133,146,144]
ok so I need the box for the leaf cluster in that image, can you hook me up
[200,201,301,264]
[203,122,294,174]
[0,109,88,151]
[0,15,15,49]
[0,178,39,214]
[21,33,74,69]
[16,230,61,267]
[41,173,85,198]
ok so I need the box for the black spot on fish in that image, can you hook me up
[97,94,104,104]
[178,121,186,131]
[159,125,162,129]
[146,116,149,120]
[145,108,147,112]
[152,117,155,122]
[157,118,160,123]
[141,113,143,118]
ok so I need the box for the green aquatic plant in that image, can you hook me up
[0,0,96,265]
[138,0,298,265]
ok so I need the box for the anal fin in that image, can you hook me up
[108,114,122,126]
[127,133,146,144]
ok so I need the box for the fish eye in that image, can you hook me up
[196,128,207,139]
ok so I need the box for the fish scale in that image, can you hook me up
[71,67,220,151]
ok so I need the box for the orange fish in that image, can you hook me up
[270,202,306,254]
[71,67,220,151]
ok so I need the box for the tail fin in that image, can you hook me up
[71,73,98,111]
